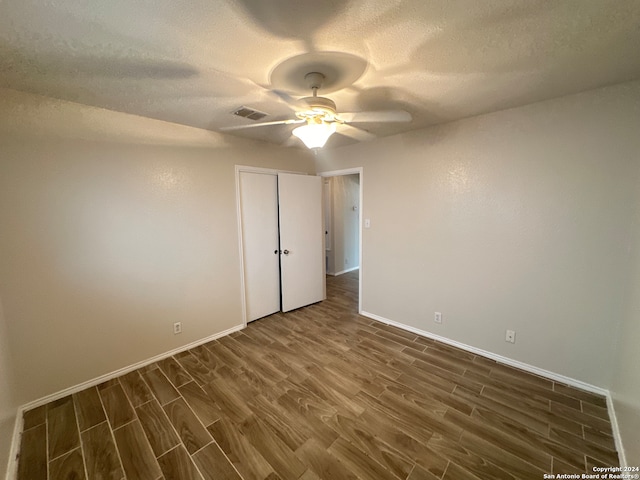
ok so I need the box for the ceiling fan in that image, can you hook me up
[220,72,412,149]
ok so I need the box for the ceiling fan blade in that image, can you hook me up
[339,110,412,123]
[336,124,376,142]
[219,119,304,131]
[271,90,309,111]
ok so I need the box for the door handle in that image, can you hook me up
[283,249,290,255]
[274,250,278,254]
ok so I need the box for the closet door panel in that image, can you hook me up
[278,173,325,312]
[239,172,280,321]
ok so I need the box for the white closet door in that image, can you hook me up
[239,172,280,321]
[278,173,325,312]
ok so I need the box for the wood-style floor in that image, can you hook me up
[17,270,619,480]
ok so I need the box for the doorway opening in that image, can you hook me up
[320,167,363,314]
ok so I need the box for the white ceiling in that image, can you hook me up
[1,0,639,149]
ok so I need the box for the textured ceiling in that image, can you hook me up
[1,0,639,149]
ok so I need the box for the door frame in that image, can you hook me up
[235,165,305,327]
[318,167,364,314]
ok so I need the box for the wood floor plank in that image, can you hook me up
[175,352,218,386]
[425,341,477,362]
[328,436,401,480]
[49,448,86,480]
[20,271,618,480]
[378,389,462,440]
[215,364,262,400]
[442,461,483,480]
[467,368,580,410]
[407,464,441,480]
[458,431,546,480]
[157,356,193,388]
[119,371,154,407]
[358,408,448,478]
[203,378,253,424]
[17,423,47,480]
[47,395,80,460]
[404,346,468,375]
[472,402,549,438]
[193,443,242,480]
[299,469,322,480]
[97,379,119,391]
[428,433,518,480]
[549,427,618,466]
[208,418,277,480]
[478,386,583,436]
[276,387,340,449]
[296,438,358,480]
[142,368,181,405]
[99,383,136,430]
[443,408,552,471]
[411,358,484,395]
[136,399,181,457]
[554,456,586,474]
[74,386,106,432]
[301,374,364,418]
[354,391,435,447]
[113,420,162,480]
[82,422,124,480]
[247,394,310,451]
[373,322,420,342]
[203,342,245,372]
[489,363,554,390]
[163,397,213,454]
[239,415,307,480]
[393,362,457,395]
[324,413,413,479]
[22,405,46,430]
[584,425,616,451]
[190,344,223,371]
[178,381,222,427]
[582,401,610,421]
[418,346,492,377]
[553,383,607,408]
[550,401,612,434]
[157,445,204,480]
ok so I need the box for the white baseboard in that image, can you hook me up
[360,311,607,396]
[19,324,244,412]
[606,393,627,468]
[7,324,245,480]
[5,409,23,480]
[360,310,630,466]
[329,266,359,276]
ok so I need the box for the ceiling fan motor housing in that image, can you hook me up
[296,96,338,121]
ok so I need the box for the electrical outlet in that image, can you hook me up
[505,329,516,343]
[434,312,442,324]
[173,322,182,334]
[345,258,349,265]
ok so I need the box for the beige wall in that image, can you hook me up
[326,174,360,275]
[316,81,640,389]
[0,298,17,479]
[0,90,313,409]
[3,81,640,468]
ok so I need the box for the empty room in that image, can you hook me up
[1,1,639,479]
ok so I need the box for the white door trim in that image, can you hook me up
[318,167,364,314]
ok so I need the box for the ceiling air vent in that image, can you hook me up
[232,106,268,121]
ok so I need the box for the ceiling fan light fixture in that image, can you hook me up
[292,121,336,149]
